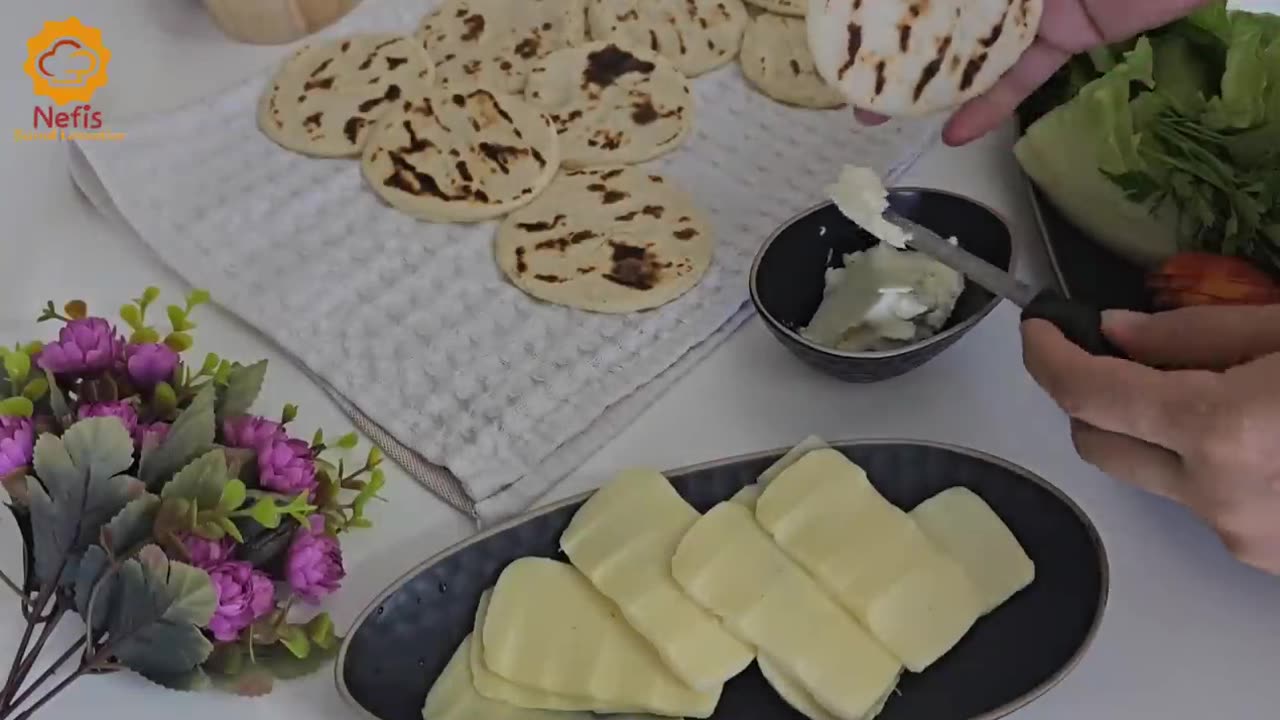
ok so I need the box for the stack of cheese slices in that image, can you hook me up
[423,438,1036,719]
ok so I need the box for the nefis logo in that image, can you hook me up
[17,17,123,142]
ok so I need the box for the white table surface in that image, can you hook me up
[2,2,1279,719]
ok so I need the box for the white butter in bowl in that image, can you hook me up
[801,241,964,352]
[801,164,967,353]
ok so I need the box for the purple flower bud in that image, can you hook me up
[180,533,235,569]
[134,421,170,450]
[77,401,138,438]
[221,415,285,450]
[0,417,34,478]
[257,437,317,496]
[124,343,179,388]
[285,516,344,603]
[34,317,122,376]
[206,561,275,642]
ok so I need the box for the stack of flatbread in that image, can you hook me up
[255,0,1042,313]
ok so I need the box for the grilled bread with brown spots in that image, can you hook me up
[587,0,750,77]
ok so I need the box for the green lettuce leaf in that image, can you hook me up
[1015,38,1182,268]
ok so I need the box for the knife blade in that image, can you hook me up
[883,209,1127,359]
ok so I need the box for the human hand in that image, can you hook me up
[1022,304,1280,575]
[855,0,1214,145]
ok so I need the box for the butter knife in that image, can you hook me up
[884,210,1125,359]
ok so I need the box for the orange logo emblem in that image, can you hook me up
[23,17,110,105]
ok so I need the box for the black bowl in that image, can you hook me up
[337,440,1107,720]
[750,189,1016,382]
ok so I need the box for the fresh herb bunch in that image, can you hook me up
[0,289,385,718]
[1015,2,1280,275]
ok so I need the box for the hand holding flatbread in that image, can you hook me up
[808,0,1043,117]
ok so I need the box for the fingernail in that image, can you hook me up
[1101,309,1146,334]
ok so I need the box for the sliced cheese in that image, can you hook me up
[758,655,894,720]
[471,590,637,712]
[757,436,832,487]
[672,502,901,720]
[728,484,762,509]
[482,557,721,718]
[755,449,983,672]
[560,469,754,691]
[423,634,589,720]
[910,487,1036,614]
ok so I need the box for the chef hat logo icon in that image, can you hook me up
[23,17,111,105]
[37,39,99,87]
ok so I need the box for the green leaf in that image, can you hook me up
[254,638,340,680]
[44,369,70,421]
[154,382,178,417]
[213,360,233,385]
[130,327,161,345]
[0,397,33,418]
[278,625,311,659]
[120,304,142,331]
[4,351,30,385]
[140,666,211,691]
[199,352,220,377]
[167,305,190,333]
[333,432,358,450]
[348,517,373,529]
[366,447,383,468]
[108,545,217,680]
[217,516,244,543]
[311,428,324,447]
[194,519,225,540]
[140,385,216,489]
[142,286,161,306]
[164,332,194,352]
[21,377,48,403]
[219,479,247,512]
[188,289,211,308]
[247,498,282,529]
[161,450,230,509]
[280,403,298,425]
[102,494,161,556]
[74,545,113,637]
[26,417,142,585]
[306,613,336,649]
[216,360,267,421]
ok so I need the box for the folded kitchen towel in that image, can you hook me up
[69,0,942,525]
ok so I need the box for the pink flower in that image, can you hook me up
[181,533,235,569]
[221,416,285,450]
[207,561,275,642]
[285,516,344,603]
[35,317,122,375]
[134,421,169,449]
[257,437,317,496]
[124,343,179,388]
[0,417,34,477]
[77,402,138,438]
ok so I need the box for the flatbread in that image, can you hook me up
[743,0,804,16]
[361,88,560,223]
[808,0,1043,116]
[257,34,435,157]
[417,0,587,94]
[525,42,693,168]
[495,167,713,313]
[587,0,749,77]
[739,13,845,109]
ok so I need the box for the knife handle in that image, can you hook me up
[1021,289,1128,359]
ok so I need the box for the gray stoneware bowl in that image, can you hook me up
[750,189,1016,383]
[337,440,1107,720]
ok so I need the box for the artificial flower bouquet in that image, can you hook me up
[0,289,384,718]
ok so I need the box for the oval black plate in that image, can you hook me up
[338,441,1108,720]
